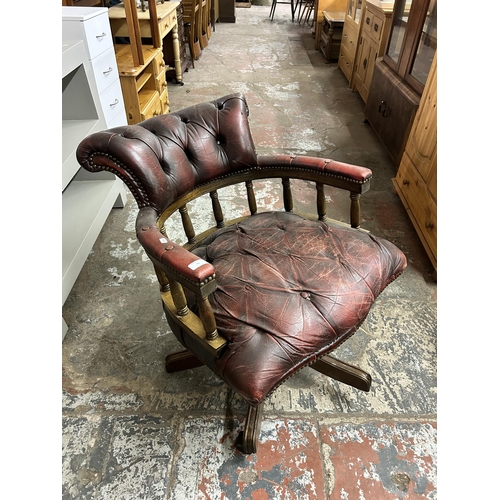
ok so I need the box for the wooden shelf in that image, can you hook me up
[114,44,160,76]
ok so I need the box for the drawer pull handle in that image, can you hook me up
[110,99,119,107]
[366,16,370,24]
[374,23,379,32]
[103,67,113,75]
[95,32,107,39]
[402,179,410,186]
[425,221,434,229]
[363,58,367,69]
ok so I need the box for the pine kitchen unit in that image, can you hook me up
[352,0,393,103]
[338,0,364,85]
[393,53,437,274]
[115,44,168,124]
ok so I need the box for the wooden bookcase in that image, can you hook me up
[393,53,437,274]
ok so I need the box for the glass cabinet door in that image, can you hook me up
[354,0,363,23]
[409,0,437,85]
[347,0,364,24]
[347,0,354,19]
[386,0,412,65]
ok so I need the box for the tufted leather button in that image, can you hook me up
[300,292,310,300]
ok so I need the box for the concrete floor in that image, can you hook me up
[62,4,437,499]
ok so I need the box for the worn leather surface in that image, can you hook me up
[193,212,407,406]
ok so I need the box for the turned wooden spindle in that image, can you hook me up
[350,192,361,228]
[179,204,197,244]
[169,279,189,316]
[245,180,257,215]
[282,177,293,212]
[197,295,218,340]
[210,190,225,228]
[154,265,170,293]
[316,182,327,221]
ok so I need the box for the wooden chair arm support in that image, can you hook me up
[136,208,217,296]
[257,155,372,193]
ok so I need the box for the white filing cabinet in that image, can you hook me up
[62,10,128,339]
[62,6,127,128]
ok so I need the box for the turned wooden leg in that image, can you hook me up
[236,404,263,454]
[165,349,204,373]
[311,355,372,392]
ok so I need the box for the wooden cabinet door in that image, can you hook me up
[365,60,420,164]
[405,55,437,186]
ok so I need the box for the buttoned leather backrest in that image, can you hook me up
[77,93,258,214]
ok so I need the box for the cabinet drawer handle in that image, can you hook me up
[110,99,119,107]
[95,32,107,39]
[103,67,113,75]
[365,16,370,24]
[378,100,391,117]
[363,58,367,69]
[425,221,434,229]
[402,179,410,186]
[374,23,379,32]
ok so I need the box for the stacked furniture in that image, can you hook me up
[312,0,347,51]
[164,2,191,79]
[338,0,364,84]
[62,7,128,337]
[107,0,178,124]
[351,0,393,103]
[319,10,345,61]
[183,0,202,65]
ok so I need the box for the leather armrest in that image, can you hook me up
[257,155,372,190]
[136,208,216,296]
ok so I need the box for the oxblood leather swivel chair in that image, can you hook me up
[76,93,407,454]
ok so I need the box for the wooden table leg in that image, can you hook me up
[172,23,183,84]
